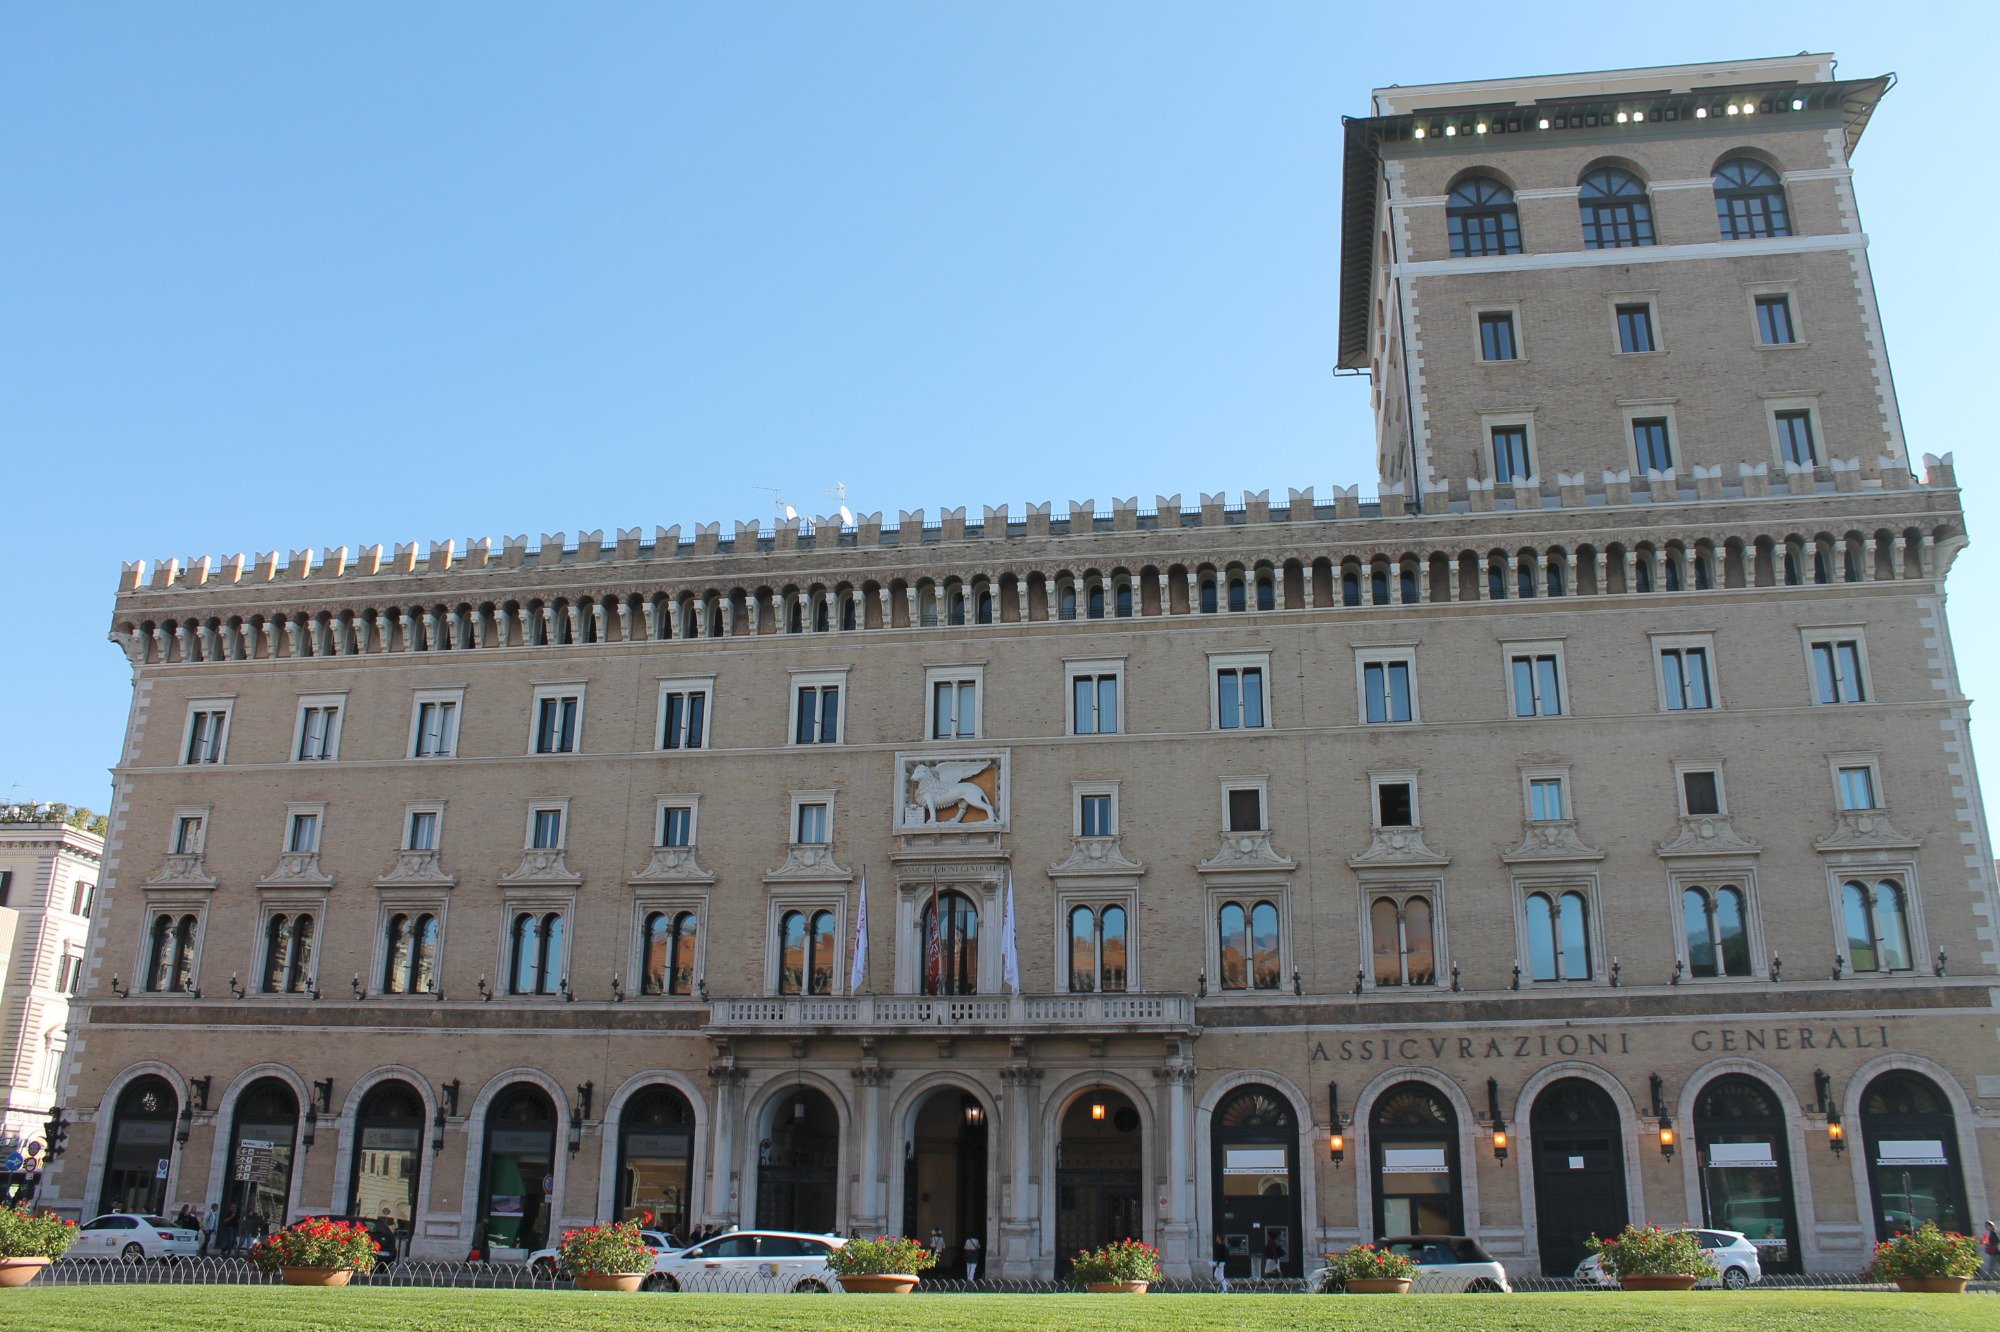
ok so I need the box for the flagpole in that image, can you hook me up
[849,869,869,995]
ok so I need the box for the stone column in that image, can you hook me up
[1152,1064,1197,1279]
[705,1064,746,1227]
[998,1064,1043,1278]
[851,1065,891,1235]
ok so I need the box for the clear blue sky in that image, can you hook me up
[5,2,1998,817]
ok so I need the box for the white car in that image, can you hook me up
[527,1229,676,1280]
[646,1229,845,1293]
[67,1213,201,1262]
[1309,1235,1512,1293]
[1573,1228,1763,1290]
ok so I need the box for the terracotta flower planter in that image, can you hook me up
[0,1258,50,1288]
[1617,1274,1700,1291]
[1083,1280,1150,1293]
[576,1272,646,1292]
[1344,1277,1413,1294]
[837,1274,921,1293]
[279,1266,354,1287]
[1893,1277,1970,1293]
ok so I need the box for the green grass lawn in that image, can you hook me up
[0,1288,1990,1332]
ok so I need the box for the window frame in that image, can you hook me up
[1371,771,1420,829]
[655,794,701,849]
[1712,157,1791,240]
[1363,888,1443,989]
[1623,405,1679,474]
[1056,892,1138,994]
[374,893,449,996]
[787,669,850,746]
[502,900,573,997]
[180,699,234,766]
[766,893,846,996]
[655,677,715,751]
[633,893,707,998]
[1764,397,1823,468]
[1208,652,1273,732]
[1065,657,1127,737]
[408,688,465,759]
[1204,885,1292,996]
[1354,645,1420,725]
[1825,865,1924,977]
[136,901,206,995]
[1829,753,1884,812]
[1220,776,1270,835]
[170,807,209,856]
[524,799,570,851]
[528,683,586,755]
[257,907,319,995]
[1801,628,1871,706]
[1475,307,1522,363]
[1675,763,1727,818]
[291,693,347,762]
[1514,877,1600,983]
[1445,174,1523,258]
[789,789,836,847]
[1521,765,1572,824]
[1651,632,1722,712]
[402,801,445,853]
[282,803,325,855]
[1578,166,1656,250]
[923,664,985,741]
[1502,640,1569,719]
[1669,872,1761,980]
[1610,298,1660,355]
[1748,288,1800,346]
[1072,781,1121,838]
[1478,411,1537,485]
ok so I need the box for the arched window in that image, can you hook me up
[1057,582,1078,620]
[1548,559,1567,597]
[1086,581,1105,619]
[509,911,564,995]
[919,892,978,995]
[1370,1082,1462,1236]
[1256,574,1275,611]
[1211,1086,1303,1279]
[480,1084,557,1252]
[777,909,836,996]
[838,596,855,631]
[1579,168,1655,249]
[1114,581,1133,617]
[1693,1075,1801,1273]
[1371,566,1390,606]
[1067,904,1129,993]
[1683,886,1752,978]
[1517,557,1537,599]
[98,1075,178,1216]
[642,910,699,996]
[1199,578,1218,614]
[617,1084,696,1232]
[1714,158,1790,239]
[1217,899,1281,991]
[1487,559,1507,600]
[1446,175,1521,257]
[223,1078,299,1231]
[1341,567,1362,606]
[918,585,939,627]
[1843,879,1913,973]
[1226,577,1246,612]
[975,587,994,624]
[382,912,438,994]
[262,913,315,994]
[1400,566,1420,604]
[349,1080,424,1243]
[1370,894,1436,987]
[1526,890,1591,981]
[147,912,199,992]
[1861,1071,1969,1239]
[947,586,966,626]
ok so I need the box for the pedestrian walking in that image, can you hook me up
[218,1203,240,1255]
[199,1203,218,1255]
[1262,1232,1281,1279]
[1981,1221,1999,1279]
[1212,1235,1230,1292]
[963,1234,981,1283]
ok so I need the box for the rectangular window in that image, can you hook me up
[659,687,709,750]
[1071,673,1120,735]
[931,679,978,740]
[661,804,694,847]
[173,814,205,855]
[57,954,82,996]
[1226,787,1265,833]
[1754,294,1796,345]
[1616,303,1656,353]
[413,699,459,758]
[1510,653,1564,718]
[1478,311,1518,361]
[0,871,11,907]
[1775,409,1817,466]
[1682,770,1722,816]
[1661,647,1714,710]
[795,801,830,845]
[1362,660,1414,723]
[1079,793,1114,837]
[533,693,582,754]
[529,807,564,850]
[296,703,341,761]
[1490,425,1531,484]
[1632,417,1673,472]
[1811,639,1867,703]
[1529,778,1566,822]
[795,685,841,744]
[406,809,439,851]
[1838,765,1878,811]
[286,811,320,854]
[184,708,229,764]
[1215,666,1266,730]
[1376,781,1415,828]
[72,880,95,918]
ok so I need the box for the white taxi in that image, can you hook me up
[67,1213,202,1262]
[645,1229,844,1292]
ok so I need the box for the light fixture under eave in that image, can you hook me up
[1444,125,1456,137]
[1695,107,1708,118]
[1413,126,1426,139]
[1475,122,1487,134]
[1726,103,1740,115]
[1615,111,1629,123]
[1090,1100,1107,1122]
[1792,98,1805,111]
[1742,102,1756,115]
[1631,111,1644,123]
[1329,1131,1346,1166]
[1537,118,1549,130]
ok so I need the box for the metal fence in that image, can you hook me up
[29,1256,2000,1293]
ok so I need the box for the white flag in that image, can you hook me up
[1001,871,1021,994]
[849,870,869,993]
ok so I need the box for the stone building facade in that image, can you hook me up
[46,53,2000,1278]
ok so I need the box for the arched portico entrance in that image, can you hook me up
[98,1076,179,1216]
[348,1080,425,1252]
[616,1084,696,1234]
[900,1088,989,1276]
[1209,1084,1303,1279]
[1529,1078,1627,1275]
[1694,1074,1802,1273]
[220,1078,300,1232]
[757,1086,839,1234]
[1860,1071,1969,1239]
[1054,1088,1143,1276]
[1369,1081,1462,1237]
[478,1083,557,1255]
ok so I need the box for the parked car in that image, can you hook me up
[645,1229,845,1292]
[67,1213,201,1262]
[526,1229,677,1280]
[1573,1228,1763,1290]
[292,1214,403,1267]
[1308,1235,1512,1293]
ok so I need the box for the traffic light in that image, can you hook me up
[42,1107,68,1160]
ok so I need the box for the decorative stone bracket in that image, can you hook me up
[1346,825,1449,871]
[258,851,334,890]
[1501,820,1604,865]
[630,844,715,885]
[1813,809,1919,855]
[140,853,217,891]
[763,842,854,883]
[375,849,456,889]
[501,849,582,886]
[1049,835,1145,878]
[1656,815,1760,860]
[1196,831,1295,875]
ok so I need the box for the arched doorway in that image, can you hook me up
[221,1078,299,1234]
[1694,1074,1802,1273]
[1861,1071,1969,1239]
[478,1083,557,1255]
[757,1087,839,1234]
[1370,1082,1462,1237]
[617,1085,696,1235]
[901,1090,989,1277]
[1529,1078,1627,1275]
[98,1076,178,1216]
[1210,1085,1303,1279]
[348,1080,424,1253]
[1054,1088,1143,1276]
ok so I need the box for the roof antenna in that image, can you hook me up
[753,487,799,527]
[826,481,854,527]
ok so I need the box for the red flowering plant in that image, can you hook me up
[1868,1222,1981,1280]
[1070,1237,1161,1284]
[0,1205,77,1259]
[557,1219,656,1277]
[1321,1243,1419,1283]
[248,1218,379,1273]
[825,1236,935,1277]
[1585,1224,1718,1279]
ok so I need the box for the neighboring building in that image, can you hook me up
[0,807,100,1198]
[47,53,1999,1277]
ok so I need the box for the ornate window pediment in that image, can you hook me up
[258,851,334,890]
[1197,831,1295,875]
[1814,810,1919,855]
[631,844,715,885]
[140,853,217,892]
[502,848,582,886]
[763,842,853,884]
[1502,819,1604,865]
[1049,835,1145,879]
[1656,814,1760,860]
[376,848,456,889]
[1347,825,1449,872]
